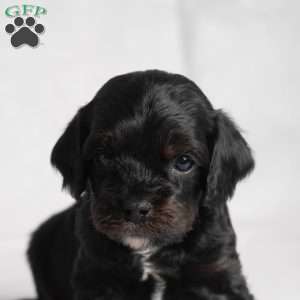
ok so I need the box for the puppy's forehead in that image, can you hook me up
[96,80,209,123]
[91,73,213,162]
[98,89,199,147]
[93,71,212,130]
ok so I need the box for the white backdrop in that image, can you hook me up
[0,0,299,299]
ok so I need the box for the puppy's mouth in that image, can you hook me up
[90,198,197,247]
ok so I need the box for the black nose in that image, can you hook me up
[123,201,152,223]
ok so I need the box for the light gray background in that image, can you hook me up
[0,0,299,299]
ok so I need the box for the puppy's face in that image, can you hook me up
[87,89,211,247]
[51,71,254,249]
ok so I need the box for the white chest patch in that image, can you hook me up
[138,248,166,300]
[123,237,166,300]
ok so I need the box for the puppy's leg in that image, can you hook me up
[72,248,154,300]
[163,282,254,300]
[73,281,154,300]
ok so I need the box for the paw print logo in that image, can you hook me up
[5,16,45,48]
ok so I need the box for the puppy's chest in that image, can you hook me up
[137,249,166,300]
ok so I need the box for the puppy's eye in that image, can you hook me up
[174,155,195,172]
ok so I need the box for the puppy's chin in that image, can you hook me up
[90,217,160,248]
[91,197,198,249]
[94,222,188,250]
[122,236,151,251]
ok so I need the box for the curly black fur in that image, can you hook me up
[27,70,255,300]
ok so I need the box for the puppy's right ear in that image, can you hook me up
[51,104,92,200]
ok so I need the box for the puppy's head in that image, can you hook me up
[51,70,254,249]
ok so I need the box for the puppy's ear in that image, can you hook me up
[51,105,92,200]
[206,110,254,202]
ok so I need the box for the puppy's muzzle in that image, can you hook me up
[123,201,152,224]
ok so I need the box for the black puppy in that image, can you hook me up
[27,70,255,300]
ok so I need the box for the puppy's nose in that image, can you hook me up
[123,201,152,223]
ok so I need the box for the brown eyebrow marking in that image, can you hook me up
[160,130,193,160]
[93,130,114,146]
[161,144,177,160]
[161,144,191,160]
[160,130,210,166]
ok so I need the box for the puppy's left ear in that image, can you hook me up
[51,104,92,200]
[206,110,254,202]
